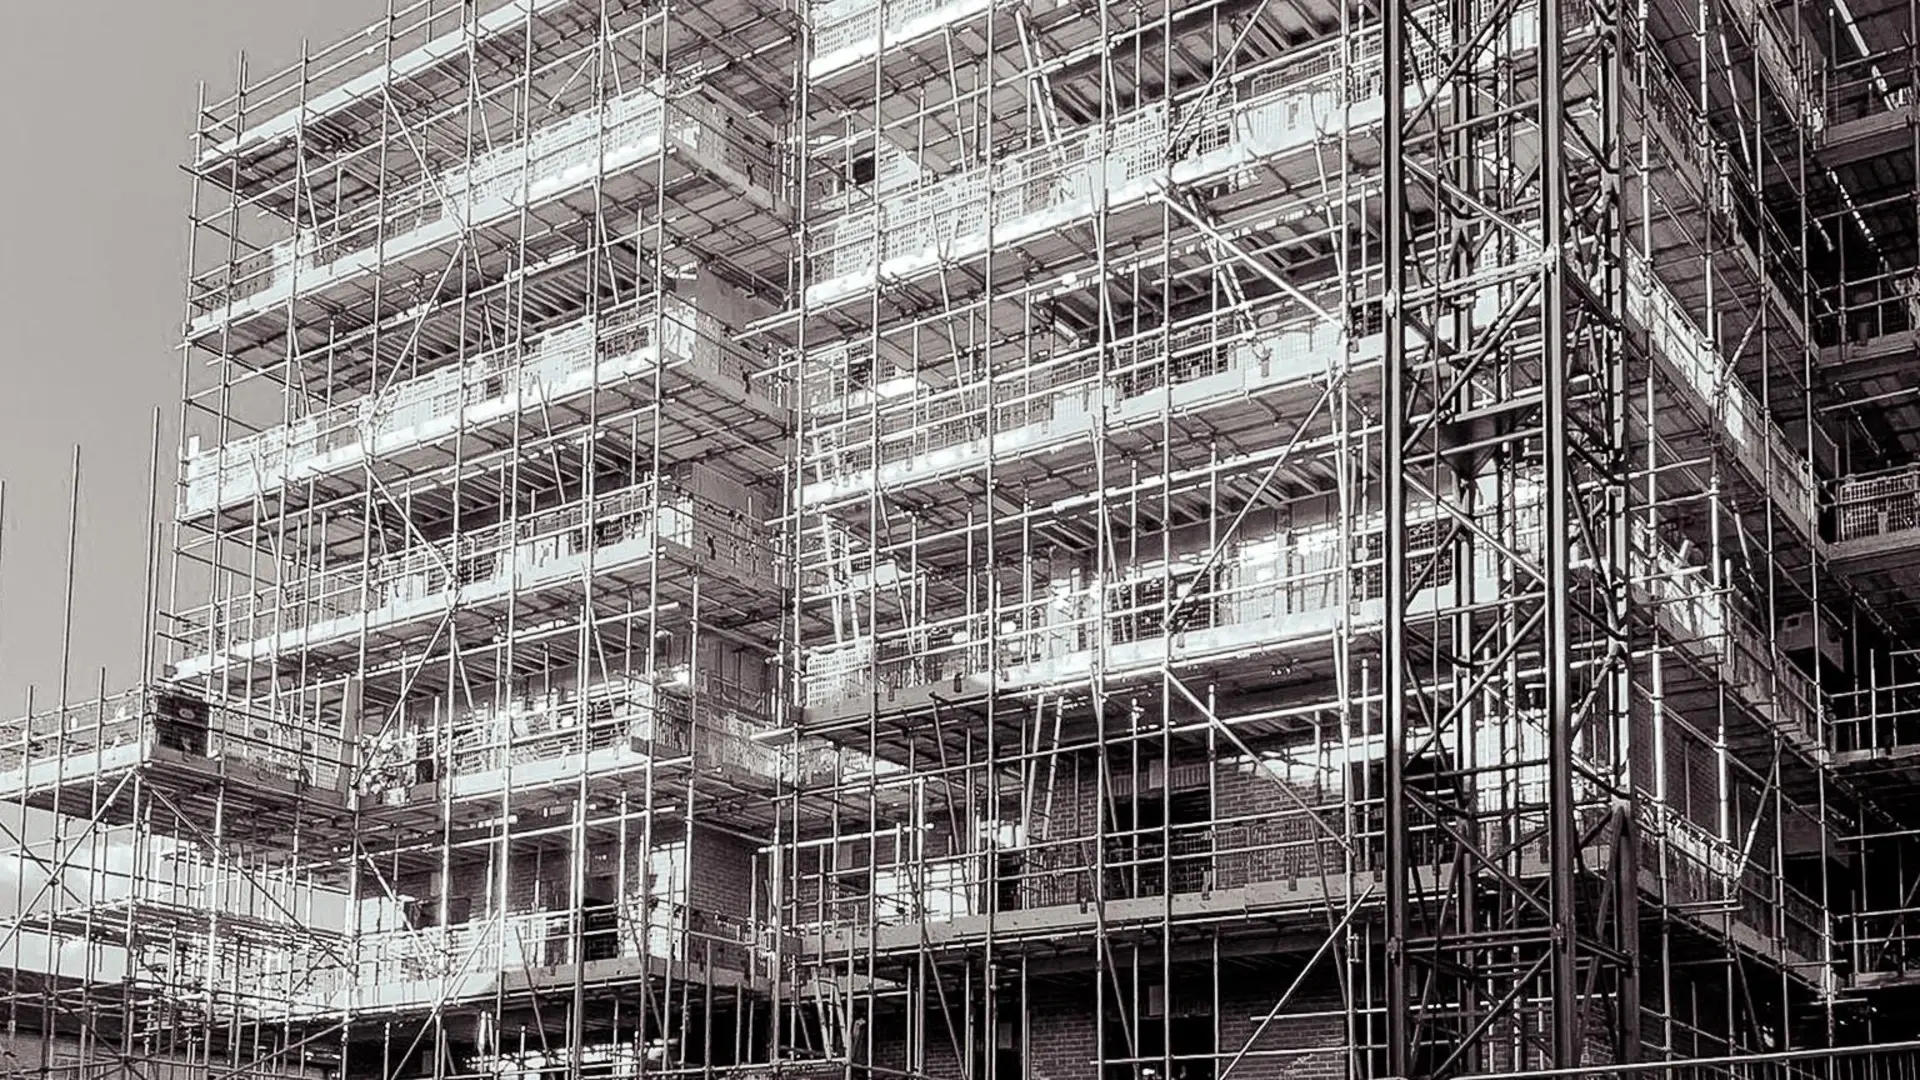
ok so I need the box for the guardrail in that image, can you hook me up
[1817,45,1913,132]
[1840,906,1920,982]
[798,292,1349,508]
[0,686,348,794]
[353,673,907,804]
[174,474,777,671]
[182,292,779,518]
[1830,654,1920,757]
[1820,270,1920,349]
[809,0,1026,77]
[357,679,788,802]
[192,81,776,318]
[803,495,1829,754]
[299,901,768,1013]
[787,782,1819,964]
[1721,0,1819,131]
[1835,464,1920,545]
[799,497,1497,709]
[783,792,1364,936]
[803,0,1450,303]
[1628,250,1819,537]
[801,30,1820,535]
[194,0,580,161]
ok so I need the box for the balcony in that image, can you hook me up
[1629,249,1820,541]
[800,519,1412,721]
[1810,62,1917,172]
[1830,653,1920,800]
[1842,905,1920,989]
[191,81,782,340]
[174,471,780,680]
[1719,0,1821,133]
[804,61,1370,308]
[808,0,1057,81]
[1832,466,1920,570]
[181,293,783,523]
[357,677,786,808]
[800,242,1817,549]
[785,772,1817,977]
[801,495,1828,768]
[1818,270,1919,384]
[1639,800,1829,983]
[1626,517,1831,764]
[195,0,603,177]
[799,19,1822,543]
[800,496,1489,718]
[277,903,767,1016]
[800,297,1357,512]
[0,687,349,816]
[805,0,1803,316]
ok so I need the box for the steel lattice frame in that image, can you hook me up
[1381,0,1640,1071]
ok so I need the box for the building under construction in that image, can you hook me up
[3,0,1919,1075]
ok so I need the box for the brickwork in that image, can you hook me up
[1215,972,1346,1080]
[1209,752,1351,892]
[855,968,1355,1080]
[1000,741,1352,912]
[786,732,1373,929]
[1028,979,1098,1080]
[374,817,758,943]
[688,824,763,923]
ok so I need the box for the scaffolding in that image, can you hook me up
[2,0,1919,1075]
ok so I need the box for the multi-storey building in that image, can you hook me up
[2,0,1919,1076]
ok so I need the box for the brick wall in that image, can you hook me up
[1210,750,1350,891]
[1025,980,1098,1080]
[998,740,1350,912]
[378,819,758,932]
[854,968,1352,1080]
[848,966,1659,1080]
[375,638,773,752]
[862,1010,967,1080]
[780,732,1370,925]
[1215,971,1346,1080]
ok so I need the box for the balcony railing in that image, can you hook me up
[1632,520,1828,751]
[1835,465,1920,546]
[1625,252,1817,538]
[1817,46,1912,133]
[192,82,776,320]
[808,0,1035,78]
[784,791,1364,937]
[194,0,586,167]
[175,474,777,675]
[800,500,1509,709]
[802,498,1828,756]
[0,686,348,796]
[803,3,1449,306]
[800,242,1816,545]
[357,677,787,802]
[1830,651,1920,757]
[1819,269,1920,350]
[807,0,1805,310]
[182,293,776,518]
[784,773,1820,973]
[294,901,766,1014]
[801,28,1820,535]
[1840,905,1920,984]
[800,296,1351,507]
[1720,0,1819,131]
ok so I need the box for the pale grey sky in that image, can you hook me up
[0,2,390,717]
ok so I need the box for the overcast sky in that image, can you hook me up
[0,3,392,716]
